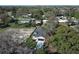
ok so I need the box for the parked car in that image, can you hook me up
[36,36,45,49]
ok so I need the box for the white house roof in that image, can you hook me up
[56,16,68,23]
[58,19,68,22]
[43,20,48,24]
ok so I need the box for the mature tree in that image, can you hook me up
[49,25,79,53]
[1,15,11,26]
[31,9,44,20]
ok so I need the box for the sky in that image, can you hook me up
[0,0,79,5]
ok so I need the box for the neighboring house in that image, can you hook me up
[18,17,42,26]
[31,19,42,25]
[68,17,79,26]
[16,13,32,18]
[18,17,31,24]
[42,19,48,24]
[68,20,79,26]
[56,16,68,23]
[16,13,27,17]
[27,13,32,16]
[70,25,79,32]
[22,14,28,18]
[35,20,42,25]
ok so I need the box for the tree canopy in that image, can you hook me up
[49,25,79,53]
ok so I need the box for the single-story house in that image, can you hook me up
[30,19,43,25]
[32,27,46,48]
[68,19,79,26]
[33,27,46,37]
[56,16,68,23]
[42,19,48,24]
[22,14,28,18]
[16,13,32,18]
[27,14,32,16]
[22,14,32,17]
[32,27,46,42]
[35,20,42,25]
[18,17,31,24]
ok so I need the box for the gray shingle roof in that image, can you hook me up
[33,27,46,37]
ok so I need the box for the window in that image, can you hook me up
[38,39,44,41]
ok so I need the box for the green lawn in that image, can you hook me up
[26,37,36,49]
[9,23,32,28]
[0,28,6,32]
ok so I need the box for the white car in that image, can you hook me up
[36,36,45,49]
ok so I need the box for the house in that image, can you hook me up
[22,14,29,18]
[31,19,43,25]
[27,13,32,16]
[68,19,79,26]
[16,13,27,17]
[18,17,31,24]
[16,13,32,18]
[35,20,42,25]
[42,19,48,24]
[56,16,68,24]
[32,27,46,49]
[32,27,46,39]
[67,17,79,26]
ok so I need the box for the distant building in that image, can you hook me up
[36,20,41,24]
[56,16,68,23]
[22,14,28,18]
[42,20,48,24]
[18,17,31,24]
[68,17,79,26]
[27,13,32,16]
[16,13,32,18]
